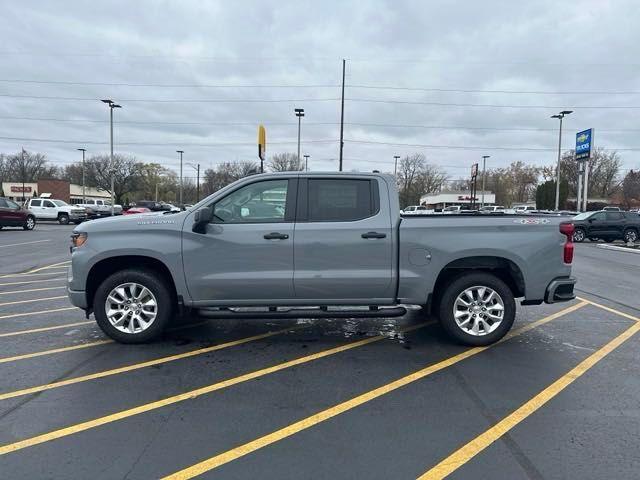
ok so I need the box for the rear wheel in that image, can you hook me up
[624,229,638,243]
[437,272,515,346]
[23,216,35,230]
[58,213,70,225]
[93,269,173,343]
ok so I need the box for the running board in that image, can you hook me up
[196,306,407,319]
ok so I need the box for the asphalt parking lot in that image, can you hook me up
[1,223,639,479]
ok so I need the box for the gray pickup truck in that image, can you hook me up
[68,172,576,345]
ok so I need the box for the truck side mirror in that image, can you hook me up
[192,207,212,233]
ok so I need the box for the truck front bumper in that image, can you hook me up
[67,288,88,309]
[544,277,576,303]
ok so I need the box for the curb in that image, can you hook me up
[596,244,640,254]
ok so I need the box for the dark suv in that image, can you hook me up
[572,210,639,243]
[0,197,36,230]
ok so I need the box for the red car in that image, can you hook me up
[123,207,152,215]
[0,197,36,230]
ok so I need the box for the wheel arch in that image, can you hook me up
[86,255,178,311]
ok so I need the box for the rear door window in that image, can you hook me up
[606,212,624,221]
[30,199,42,207]
[307,179,377,222]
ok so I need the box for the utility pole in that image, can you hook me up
[481,155,490,208]
[551,110,572,211]
[304,154,310,171]
[394,155,400,176]
[21,147,25,205]
[187,163,200,203]
[77,148,86,203]
[294,109,304,165]
[176,150,184,206]
[101,99,121,216]
[339,58,345,172]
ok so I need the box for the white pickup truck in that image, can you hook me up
[77,199,123,218]
[26,198,87,224]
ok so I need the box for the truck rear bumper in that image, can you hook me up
[544,277,576,303]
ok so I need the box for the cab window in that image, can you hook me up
[212,179,288,223]
[30,199,42,207]
[43,200,55,208]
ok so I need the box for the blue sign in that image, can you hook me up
[575,128,593,161]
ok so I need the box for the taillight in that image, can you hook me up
[560,222,574,264]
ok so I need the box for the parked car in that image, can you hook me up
[133,200,164,211]
[159,203,181,213]
[480,206,505,213]
[401,205,428,215]
[514,205,537,214]
[26,198,87,224]
[68,172,575,346]
[77,199,123,217]
[572,210,640,243]
[442,205,462,214]
[123,207,152,215]
[0,197,36,230]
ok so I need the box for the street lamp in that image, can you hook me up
[394,155,400,176]
[77,148,86,203]
[187,162,201,203]
[295,108,304,165]
[303,154,310,171]
[176,150,184,206]
[481,155,490,208]
[551,110,573,211]
[101,99,122,215]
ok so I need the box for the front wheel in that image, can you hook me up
[437,272,515,346]
[573,228,586,243]
[58,213,70,225]
[23,216,36,230]
[93,269,173,343]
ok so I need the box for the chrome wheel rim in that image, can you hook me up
[453,286,505,336]
[625,230,637,242]
[104,282,158,334]
[26,218,34,229]
[573,229,585,242]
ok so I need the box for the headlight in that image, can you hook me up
[70,232,88,249]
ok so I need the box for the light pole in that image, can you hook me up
[551,110,572,211]
[101,99,122,215]
[295,108,304,165]
[394,155,400,176]
[77,148,86,203]
[188,163,200,203]
[303,154,310,171]
[176,150,184,206]
[481,155,490,208]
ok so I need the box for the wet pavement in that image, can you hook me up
[0,224,639,479]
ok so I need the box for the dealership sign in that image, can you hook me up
[575,128,594,161]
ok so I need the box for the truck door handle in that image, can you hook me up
[361,231,386,239]
[264,232,289,240]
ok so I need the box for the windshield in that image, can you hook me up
[573,212,594,220]
[52,200,68,206]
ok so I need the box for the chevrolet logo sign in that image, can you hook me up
[577,133,589,143]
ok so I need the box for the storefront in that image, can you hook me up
[420,190,496,209]
[1,182,38,203]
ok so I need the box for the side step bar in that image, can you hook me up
[196,306,407,319]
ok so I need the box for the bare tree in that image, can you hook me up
[202,161,258,196]
[268,153,304,172]
[622,170,640,208]
[396,153,448,207]
[85,154,142,204]
[555,148,622,199]
[3,149,57,182]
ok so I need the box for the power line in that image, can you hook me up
[347,84,640,95]
[346,98,640,109]
[0,78,340,89]
[0,94,340,103]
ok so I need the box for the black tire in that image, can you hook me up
[58,213,70,225]
[23,215,36,230]
[93,269,174,343]
[437,271,516,346]
[623,228,638,243]
[573,227,586,243]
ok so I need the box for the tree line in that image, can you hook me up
[1,148,638,209]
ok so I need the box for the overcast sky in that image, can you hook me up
[1,0,639,181]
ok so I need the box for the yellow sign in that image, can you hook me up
[258,124,266,161]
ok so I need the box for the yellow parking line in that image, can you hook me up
[24,261,70,274]
[0,326,303,401]
[0,286,66,296]
[418,311,640,479]
[0,320,433,456]
[161,302,586,480]
[0,295,67,307]
[0,278,64,287]
[0,307,76,320]
[576,296,640,324]
[0,321,94,338]
[0,271,66,279]
[0,340,113,364]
